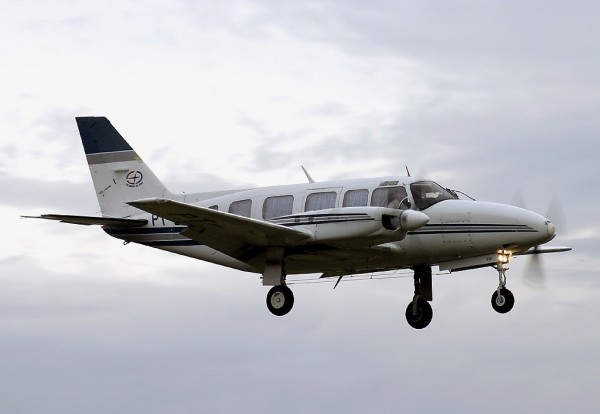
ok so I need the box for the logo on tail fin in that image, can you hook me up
[126,171,144,187]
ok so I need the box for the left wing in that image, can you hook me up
[128,198,314,259]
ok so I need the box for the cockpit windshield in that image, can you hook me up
[410,181,458,210]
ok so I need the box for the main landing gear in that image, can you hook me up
[491,261,515,314]
[266,284,295,316]
[263,247,295,316]
[405,265,434,329]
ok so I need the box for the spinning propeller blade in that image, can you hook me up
[523,247,545,289]
[546,195,567,240]
[511,191,527,209]
[513,194,568,289]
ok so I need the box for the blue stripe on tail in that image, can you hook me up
[76,117,133,155]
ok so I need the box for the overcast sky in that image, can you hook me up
[1,1,599,413]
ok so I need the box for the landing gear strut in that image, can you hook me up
[405,265,434,329]
[491,261,515,314]
[263,247,295,316]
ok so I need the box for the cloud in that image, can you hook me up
[2,1,600,413]
[2,176,97,213]
[2,252,600,413]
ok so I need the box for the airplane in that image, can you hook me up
[26,116,571,329]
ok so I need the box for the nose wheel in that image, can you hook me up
[491,287,514,313]
[491,263,515,314]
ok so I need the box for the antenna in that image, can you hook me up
[301,166,315,183]
[405,165,411,177]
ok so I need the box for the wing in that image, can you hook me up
[23,214,147,227]
[128,198,314,259]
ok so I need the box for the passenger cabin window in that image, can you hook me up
[229,199,252,217]
[305,191,337,211]
[370,186,410,209]
[410,181,456,210]
[263,195,294,219]
[343,189,369,207]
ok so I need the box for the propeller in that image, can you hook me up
[522,246,545,289]
[512,193,568,289]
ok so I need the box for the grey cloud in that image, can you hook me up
[4,1,600,413]
[1,175,98,212]
[261,1,600,72]
[2,251,600,413]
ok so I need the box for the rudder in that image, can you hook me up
[76,116,171,218]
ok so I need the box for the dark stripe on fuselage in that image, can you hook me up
[104,226,186,236]
[408,223,536,235]
[275,212,373,220]
[271,213,374,227]
[106,221,537,251]
[139,240,200,247]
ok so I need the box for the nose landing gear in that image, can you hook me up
[491,261,515,314]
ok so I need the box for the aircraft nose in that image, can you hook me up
[513,207,556,245]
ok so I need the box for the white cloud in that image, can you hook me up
[1,0,600,412]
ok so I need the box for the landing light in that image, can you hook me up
[497,250,512,264]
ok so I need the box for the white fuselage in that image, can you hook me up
[104,176,555,276]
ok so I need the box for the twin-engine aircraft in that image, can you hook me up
[28,117,571,329]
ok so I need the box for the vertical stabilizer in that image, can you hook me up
[76,116,171,218]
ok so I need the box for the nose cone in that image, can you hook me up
[523,210,556,245]
[547,221,556,237]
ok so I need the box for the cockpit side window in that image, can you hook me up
[370,186,410,210]
[410,181,456,210]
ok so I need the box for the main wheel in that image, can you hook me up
[405,297,433,329]
[491,288,515,314]
[266,285,294,316]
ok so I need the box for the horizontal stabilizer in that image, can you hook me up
[23,214,148,227]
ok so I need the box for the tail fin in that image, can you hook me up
[76,116,172,218]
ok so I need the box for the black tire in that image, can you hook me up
[405,298,433,329]
[266,285,295,316]
[491,288,515,314]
